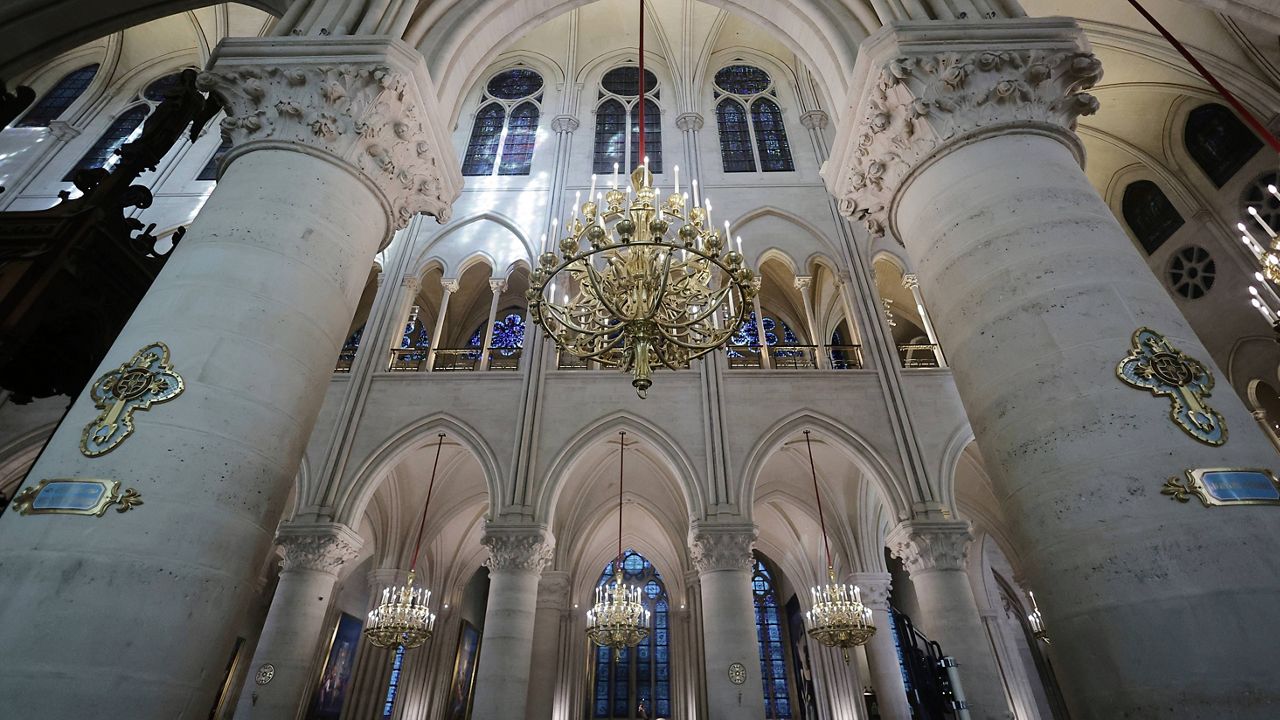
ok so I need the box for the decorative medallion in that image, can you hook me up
[1162,468,1280,507]
[1116,328,1226,446]
[8,479,143,517]
[80,342,184,457]
[728,662,747,685]
[254,664,275,685]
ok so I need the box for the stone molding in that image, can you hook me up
[887,520,973,574]
[488,278,508,293]
[483,526,555,574]
[823,19,1102,240]
[537,570,571,609]
[901,273,920,290]
[441,278,460,293]
[799,110,829,130]
[793,275,813,291]
[276,522,363,575]
[848,571,893,611]
[689,525,756,573]
[47,120,81,141]
[551,115,580,133]
[197,37,462,232]
[675,112,705,132]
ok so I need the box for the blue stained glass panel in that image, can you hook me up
[18,64,99,127]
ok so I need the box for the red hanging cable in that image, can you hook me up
[408,432,446,573]
[804,430,834,571]
[636,0,646,166]
[617,430,626,569]
[1126,0,1280,153]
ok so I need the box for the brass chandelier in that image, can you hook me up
[801,430,876,652]
[586,431,651,648]
[527,0,756,398]
[365,433,445,649]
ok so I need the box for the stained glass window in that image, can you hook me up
[595,67,662,174]
[63,104,149,181]
[17,64,99,127]
[753,558,793,719]
[1122,180,1184,255]
[717,100,755,173]
[732,311,799,347]
[382,644,406,718]
[142,72,187,102]
[593,550,671,719]
[713,65,793,173]
[1185,103,1262,188]
[197,137,232,181]
[462,68,543,177]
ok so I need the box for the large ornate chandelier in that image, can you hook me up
[527,0,755,398]
[587,431,651,648]
[1242,182,1280,332]
[800,430,875,652]
[365,433,445,649]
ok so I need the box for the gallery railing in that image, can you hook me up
[898,343,942,369]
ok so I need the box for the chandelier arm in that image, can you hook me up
[805,430,835,572]
[656,285,735,331]
[638,249,675,323]
[408,432,446,574]
[539,301,617,337]
[582,260,631,321]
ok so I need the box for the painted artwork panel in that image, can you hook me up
[308,613,363,720]
[446,622,482,720]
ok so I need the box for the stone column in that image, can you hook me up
[0,37,459,719]
[526,570,569,720]
[751,294,773,369]
[426,278,458,371]
[233,523,363,719]
[470,526,554,720]
[849,572,911,720]
[900,273,945,368]
[794,275,827,369]
[887,520,1007,719]
[826,19,1280,718]
[690,525,766,720]
[477,278,507,371]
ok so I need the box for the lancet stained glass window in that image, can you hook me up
[594,67,662,174]
[713,65,793,173]
[17,64,99,127]
[1185,103,1262,188]
[753,558,793,719]
[1122,180,1184,255]
[593,550,671,719]
[462,68,543,176]
[63,104,149,180]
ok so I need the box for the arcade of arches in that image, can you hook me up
[1,1,1279,719]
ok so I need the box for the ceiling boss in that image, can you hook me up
[527,0,756,399]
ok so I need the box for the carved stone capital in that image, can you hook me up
[800,110,829,130]
[793,275,813,291]
[689,525,756,573]
[551,115,580,133]
[276,522,363,575]
[823,19,1101,240]
[46,120,81,141]
[676,112,705,132]
[537,570,571,609]
[848,571,893,611]
[440,278,460,293]
[901,273,919,290]
[483,526,555,574]
[488,278,508,293]
[886,520,973,574]
[400,274,421,292]
[198,37,461,232]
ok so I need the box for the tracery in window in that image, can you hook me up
[142,72,189,102]
[594,67,662,174]
[1185,103,1262,188]
[1168,245,1216,300]
[732,311,800,348]
[753,558,793,719]
[1121,180,1184,255]
[713,65,793,173]
[17,64,99,127]
[462,68,543,176]
[468,313,526,357]
[63,104,149,180]
[593,550,670,719]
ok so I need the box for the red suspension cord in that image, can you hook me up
[617,431,626,569]
[804,430,834,571]
[1126,0,1280,153]
[636,0,646,166]
[408,432,446,573]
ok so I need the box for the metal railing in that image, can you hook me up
[898,343,942,369]
[334,349,357,373]
[726,344,864,370]
[383,347,522,372]
[827,345,864,369]
[388,349,431,372]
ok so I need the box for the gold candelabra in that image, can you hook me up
[806,566,876,649]
[364,569,438,649]
[586,575,652,649]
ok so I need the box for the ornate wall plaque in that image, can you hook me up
[1117,328,1226,446]
[9,479,142,516]
[81,342,184,457]
[728,662,746,685]
[1162,468,1280,507]
[254,664,275,685]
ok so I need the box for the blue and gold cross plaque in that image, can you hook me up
[1117,327,1226,446]
[80,342,184,457]
[9,478,143,516]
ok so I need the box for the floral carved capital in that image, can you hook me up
[886,520,973,574]
[689,525,756,573]
[824,19,1102,241]
[276,522,363,575]
[848,572,893,611]
[197,38,461,233]
[483,527,555,574]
